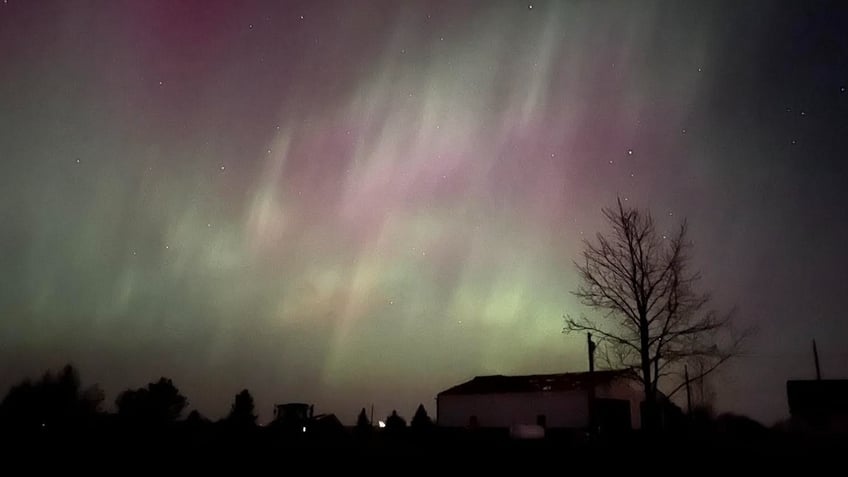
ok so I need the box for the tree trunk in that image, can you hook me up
[640,318,657,432]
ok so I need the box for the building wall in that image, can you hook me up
[437,379,644,430]
[437,390,589,429]
[595,380,643,429]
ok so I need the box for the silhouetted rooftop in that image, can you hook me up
[438,370,630,396]
[787,379,848,417]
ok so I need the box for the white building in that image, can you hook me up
[436,370,643,432]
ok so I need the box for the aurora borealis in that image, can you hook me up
[1,0,847,425]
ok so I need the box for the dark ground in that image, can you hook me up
[3,421,847,471]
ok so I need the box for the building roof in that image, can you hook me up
[787,379,848,417]
[438,370,630,396]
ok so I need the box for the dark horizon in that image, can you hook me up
[1,0,847,427]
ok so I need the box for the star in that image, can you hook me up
[841,86,846,93]
[790,139,797,145]
[627,149,633,155]
[528,4,533,10]
[682,128,687,134]
[75,158,81,164]
[800,110,806,117]
[299,15,304,20]
[220,165,226,171]
[158,81,163,86]
[248,23,254,30]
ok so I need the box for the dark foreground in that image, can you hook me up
[3,422,848,470]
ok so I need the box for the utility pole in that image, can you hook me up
[813,339,822,380]
[587,333,596,433]
[587,332,595,373]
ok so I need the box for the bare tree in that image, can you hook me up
[564,199,746,430]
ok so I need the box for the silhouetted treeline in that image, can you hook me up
[0,364,102,431]
[1,364,845,461]
[116,377,187,425]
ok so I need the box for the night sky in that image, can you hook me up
[1,0,847,425]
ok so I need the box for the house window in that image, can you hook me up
[536,414,546,427]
